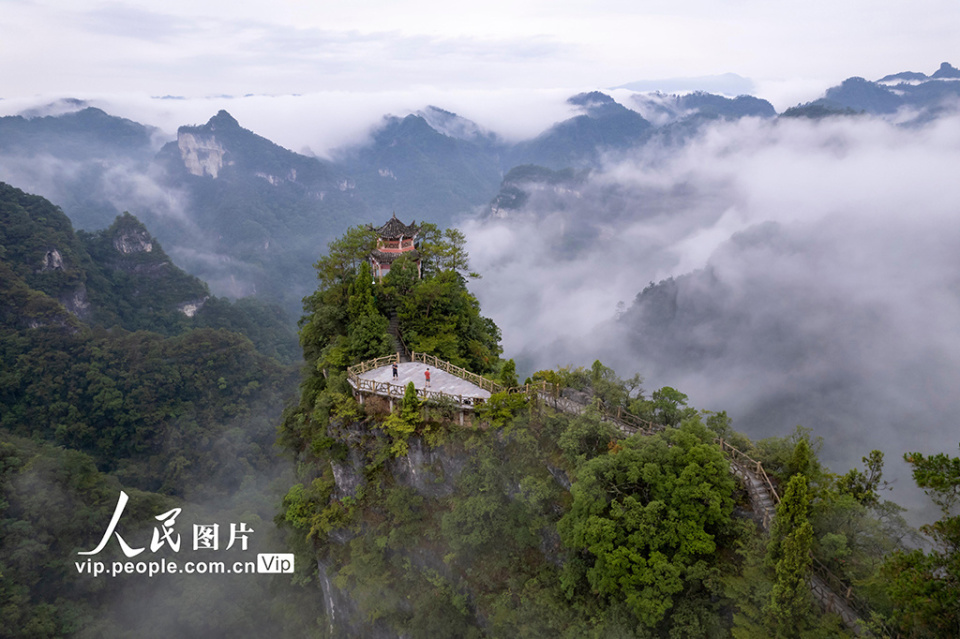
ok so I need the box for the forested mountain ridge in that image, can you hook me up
[784,61,960,120]
[0,105,157,160]
[0,183,312,636]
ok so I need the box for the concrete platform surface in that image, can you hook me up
[358,362,491,399]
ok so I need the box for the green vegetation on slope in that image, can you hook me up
[0,183,310,637]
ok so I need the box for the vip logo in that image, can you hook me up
[257,553,295,573]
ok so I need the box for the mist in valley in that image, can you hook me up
[466,108,960,515]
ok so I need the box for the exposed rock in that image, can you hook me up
[547,464,572,491]
[317,559,340,637]
[317,558,399,639]
[41,248,63,271]
[388,437,466,498]
[539,526,564,567]
[330,448,366,499]
[60,284,90,319]
[113,226,154,254]
[177,296,208,318]
[560,387,591,406]
[178,131,225,178]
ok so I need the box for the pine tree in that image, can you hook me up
[766,474,814,635]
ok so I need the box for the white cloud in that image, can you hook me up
[464,112,960,514]
[5,0,960,106]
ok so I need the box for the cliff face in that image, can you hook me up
[162,109,340,191]
[178,131,227,178]
[111,218,154,254]
[281,402,584,638]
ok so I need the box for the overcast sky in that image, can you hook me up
[3,0,959,146]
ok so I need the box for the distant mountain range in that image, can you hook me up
[784,62,960,120]
[1,63,957,316]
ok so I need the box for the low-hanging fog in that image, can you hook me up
[465,111,960,514]
[0,89,581,157]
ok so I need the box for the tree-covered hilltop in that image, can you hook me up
[0,183,312,637]
[278,225,960,637]
[297,221,501,380]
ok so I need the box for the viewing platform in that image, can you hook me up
[347,353,498,412]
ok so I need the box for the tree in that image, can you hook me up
[313,225,377,293]
[836,450,887,506]
[380,253,420,314]
[345,261,391,362]
[558,422,735,629]
[438,228,479,279]
[498,359,518,388]
[398,270,500,374]
[382,382,421,457]
[631,386,698,427]
[416,224,479,279]
[882,445,960,637]
[766,474,814,635]
[300,226,377,364]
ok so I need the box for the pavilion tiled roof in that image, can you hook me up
[374,214,419,239]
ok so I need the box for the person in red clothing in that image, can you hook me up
[424,368,431,388]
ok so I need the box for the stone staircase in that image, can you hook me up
[387,314,409,362]
[728,459,778,530]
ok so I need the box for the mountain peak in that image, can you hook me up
[567,91,616,107]
[932,62,960,79]
[208,110,240,130]
[416,106,498,145]
[108,212,155,255]
[566,92,632,119]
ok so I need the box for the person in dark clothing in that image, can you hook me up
[392,362,398,380]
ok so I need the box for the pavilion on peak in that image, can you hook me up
[368,214,421,280]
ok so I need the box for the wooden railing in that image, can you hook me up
[529,383,875,632]
[350,376,486,409]
[716,439,781,506]
[348,353,400,378]
[347,353,499,410]
[409,352,504,393]
[606,403,664,436]
[517,383,663,437]
[715,440,879,635]
[810,557,878,633]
